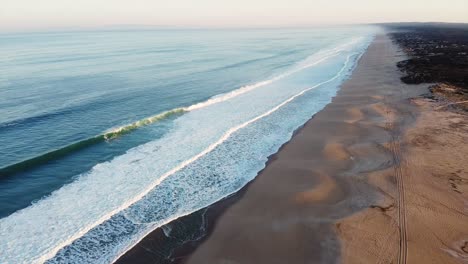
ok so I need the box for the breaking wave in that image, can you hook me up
[0,40,357,177]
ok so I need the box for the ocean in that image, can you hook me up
[0,27,375,263]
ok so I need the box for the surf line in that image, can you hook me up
[37,53,356,264]
[0,42,353,178]
[184,39,358,111]
[0,108,186,177]
[110,53,357,263]
[111,53,358,263]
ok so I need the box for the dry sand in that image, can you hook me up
[180,34,468,264]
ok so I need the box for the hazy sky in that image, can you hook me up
[1,0,467,31]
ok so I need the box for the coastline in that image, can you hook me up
[117,32,468,264]
[114,87,333,264]
[115,34,378,264]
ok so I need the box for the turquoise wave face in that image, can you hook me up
[0,27,375,263]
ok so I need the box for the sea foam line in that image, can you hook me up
[183,38,359,112]
[107,38,359,130]
[110,53,356,263]
[0,39,357,177]
[37,53,355,264]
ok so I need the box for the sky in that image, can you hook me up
[1,0,467,31]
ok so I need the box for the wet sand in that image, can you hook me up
[117,34,468,264]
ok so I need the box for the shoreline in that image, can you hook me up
[117,31,468,264]
[115,89,331,264]
[114,37,371,264]
[181,33,414,264]
[115,35,375,264]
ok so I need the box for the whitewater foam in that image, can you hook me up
[103,108,186,140]
[106,53,356,262]
[67,55,350,263]
[0,35,373,264]
[0,38,359,177]
[184,38,360,112]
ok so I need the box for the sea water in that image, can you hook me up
[0,27,375,263]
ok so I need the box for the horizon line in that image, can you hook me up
[1,21,467,34]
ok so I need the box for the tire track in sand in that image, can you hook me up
[391,137,408,264]
[383,103,408,264]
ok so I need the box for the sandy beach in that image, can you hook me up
[3,0,468,261]
[117,33,468,264]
